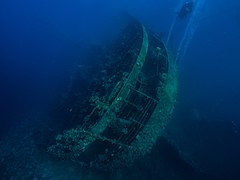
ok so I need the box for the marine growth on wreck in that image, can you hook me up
[48,17,178,170]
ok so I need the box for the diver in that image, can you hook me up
[177,1,194,19]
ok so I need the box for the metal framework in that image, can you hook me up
[48,18,176,170]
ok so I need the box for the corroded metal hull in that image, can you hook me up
[48,17,177,170]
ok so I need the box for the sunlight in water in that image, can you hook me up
[175,0,207,66]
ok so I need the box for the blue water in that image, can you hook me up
[0,0,240,179]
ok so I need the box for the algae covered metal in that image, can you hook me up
[48,17,177,170]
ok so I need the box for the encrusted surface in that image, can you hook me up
[48,18,177,170]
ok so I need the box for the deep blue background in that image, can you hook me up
[0,0,240,179]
